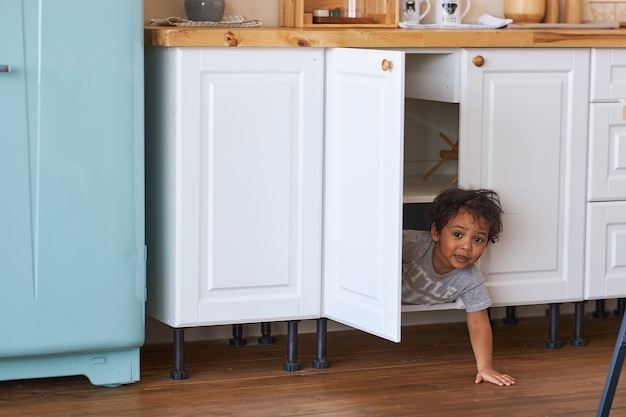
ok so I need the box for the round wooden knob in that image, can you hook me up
[381,59,393,71]
[472,55,485,67]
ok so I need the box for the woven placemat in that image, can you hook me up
[150,14,262,28]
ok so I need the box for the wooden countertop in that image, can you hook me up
[145,26,626,48]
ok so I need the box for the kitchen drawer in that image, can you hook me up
[590,49,626,102]
[588,102,626,201]
[585,201,626,299]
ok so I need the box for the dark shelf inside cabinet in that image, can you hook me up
[313,16,377,24]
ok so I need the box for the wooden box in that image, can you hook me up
[279,0,400,28]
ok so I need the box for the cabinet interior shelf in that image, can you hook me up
[403,174,457,203]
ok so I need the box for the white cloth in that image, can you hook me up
[400,13,512,29]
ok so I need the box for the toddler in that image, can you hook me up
[402,188,515,386]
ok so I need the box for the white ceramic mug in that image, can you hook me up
[401,0,431,24]
[435,0,471,25]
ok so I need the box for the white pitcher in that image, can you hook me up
[401,0,431,24]
[434,0,471,25]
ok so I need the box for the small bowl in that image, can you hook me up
[184,0,225,22]
[313,9,330,17]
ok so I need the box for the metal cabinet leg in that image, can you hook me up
[313,318,330,369]
[258,322,275,344]
[546,303,563,349]
[595,299,609,319]
[571,301,587,347]
[283,320,301,371]
[229,324,247,346]
[503,306,519,325]
[597,312,626,417]
[615,298,626,317]
[171,327,189,380]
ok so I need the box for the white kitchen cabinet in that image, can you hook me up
[323,47,593,341]
[323,47,474,340]
[145,45,464,350]
[145,46,597,364]
[145,47,325,327]
[586,49,626,300]
[145,46,406,345]
[460,49,589,306]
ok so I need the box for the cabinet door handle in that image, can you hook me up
[0,64,11,72]
[381,59,393,72]
[472,56,484,67]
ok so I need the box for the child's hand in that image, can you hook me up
[475,369,516,386]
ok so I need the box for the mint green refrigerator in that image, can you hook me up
[0,0,145,386]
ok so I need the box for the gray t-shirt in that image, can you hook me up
[401,229,491,313]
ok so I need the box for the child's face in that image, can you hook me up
[430,208,490,275]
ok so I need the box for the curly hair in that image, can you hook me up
[428,188,503,244]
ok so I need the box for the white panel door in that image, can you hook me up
[323,48,404,342]
[585,201,626,299]
[590,49,626,102]
[176,48,324,326]
[460,49,589,306]
[588,103,626,201]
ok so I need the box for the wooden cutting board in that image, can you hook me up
[508,21,620,29]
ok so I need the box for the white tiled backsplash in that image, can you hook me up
[143,0,594,26]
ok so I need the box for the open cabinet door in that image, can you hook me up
[323,48,405,342]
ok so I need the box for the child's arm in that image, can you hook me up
[466,309,516,386]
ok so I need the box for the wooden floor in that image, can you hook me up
[2,314,626,417]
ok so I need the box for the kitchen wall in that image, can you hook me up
[144,0,594,26]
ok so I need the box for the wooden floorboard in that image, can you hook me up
[2,314,626,416]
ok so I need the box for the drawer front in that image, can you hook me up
[588,102,626,201]
[585,201,626,299]
[591,49,626,102]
